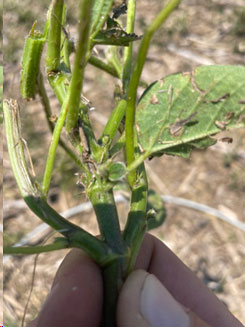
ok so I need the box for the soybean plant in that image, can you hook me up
[3,0,245,325]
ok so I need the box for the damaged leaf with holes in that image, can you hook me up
[136,65,245,159]
[92,16,141,46]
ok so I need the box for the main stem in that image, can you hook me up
[102,257,126,326]
[88,184,127,325]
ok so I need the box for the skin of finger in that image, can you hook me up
[117,269,150,327]
[187,309,212,327]
[135,234,243,327]
[117,269,211,327]
[30,249,103,327]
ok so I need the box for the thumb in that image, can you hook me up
[117,270,210,327]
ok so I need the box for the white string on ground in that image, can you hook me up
[167,43,216,65]
[162,195,245,232]
[4,194,244,264]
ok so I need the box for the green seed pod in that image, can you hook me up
[20,22,46,100]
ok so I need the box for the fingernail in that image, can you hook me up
[140,274,190,327]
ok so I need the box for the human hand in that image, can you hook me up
[30,233,243,326]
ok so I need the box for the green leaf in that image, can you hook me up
[136,65,245,159]
[146,190,166,230]
[91,0,114,37]
[108,162,126,182]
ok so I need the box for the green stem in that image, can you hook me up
[38,72,52,121]
[99,99,127,148]
[41,95,71,196]
[88,55,148,88]
[106,46,122,78]
[88,185,127,324]
[20,22,46,100]
[4,240,69,255]
[80,108,101,160]
[60,4,71,71]
[37,73,84,168]
[48,71,69,105]
[123,0,136,93]
[65,0,94,132]
[89,55,119,78]
[102,258,126,325]
[125,0,181,185]
[46,0,64,72]
[123,165,148,275]
[25,195,110,265]
[42,93,91,195]
[127,150,151,173]
[88,187,125,255]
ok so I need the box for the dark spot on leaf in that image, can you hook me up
[225,112,235,120]
[170,124,184,136]
[170,112,197,136]
[215,121,227,130]
[151,94,159,104]
[210,93,230,104]
[189,71,207,95]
